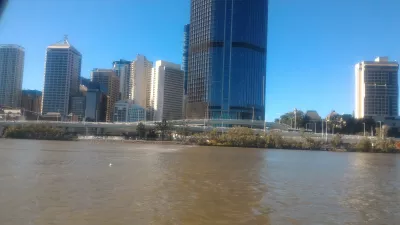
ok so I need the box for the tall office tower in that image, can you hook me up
[21,90,42,113]
[0,45,25,108]
[187,0,268,120]
[182,24,190,95]
[355,57,399,120]
[41,37,82,117]
[85,84,107,122]
[91,69,120,122]
[150,60,184,121]
[182,24,190,119]
[129,55,153,110]
[113,59,131,100]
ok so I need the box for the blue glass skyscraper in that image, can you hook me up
[182,24,190,95]
[186,0,268,120]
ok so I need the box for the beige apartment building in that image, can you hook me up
[91,69,120,122]
[355,57,398,120]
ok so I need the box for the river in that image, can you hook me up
[0,139,399,224]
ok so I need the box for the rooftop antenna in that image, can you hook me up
[63,34,69,44]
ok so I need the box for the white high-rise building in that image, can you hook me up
[41,37,82,117]
[0,45,25,108]
[150,60,184,121]
[355,57,399,119]
[129,55,152,109]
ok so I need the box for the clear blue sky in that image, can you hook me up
[1,0,400,121]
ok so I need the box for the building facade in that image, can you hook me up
[129,55,152,110]
[113,100,146,122]
[69,95,86,121]
[113,59,131,100]
[182,24,190,95]
[85,88,107,122]
[21,90,42,113]
[150,60,184,121]
[0,45,25,108]
[91,69,120,122]
[41,37,82,117]
[355,57,399,120]
[187,0,268,120]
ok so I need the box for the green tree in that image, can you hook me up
[279,110,305,129]
[154,119,172,141]
[136,122,146,139]
[147,129,157,140]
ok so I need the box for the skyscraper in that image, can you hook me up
[187,0,268,120]
[182,24,190,95]
[129,54,152,111]
[0,45,25,108]
[91,69,120,122]
[355,57,399,120]
[41,37,81,117]
[150,60,184,121]
[113,59,131,100]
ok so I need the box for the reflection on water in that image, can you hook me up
[0,139,399,224]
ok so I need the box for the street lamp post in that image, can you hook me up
[251,106,255,129]
[377,121,382,139]
[325,120,328,142]
[363,122,366,136]
[321,119,324,138]
[276,113,281,124]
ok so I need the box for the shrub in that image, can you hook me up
[331,134,343,149]
[355,138,372,152]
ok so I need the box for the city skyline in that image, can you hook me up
[1,0,400,120]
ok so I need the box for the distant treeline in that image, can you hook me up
[184,127,400,153]
[3,125,76,141]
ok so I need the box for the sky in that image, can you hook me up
[1,0,400,121]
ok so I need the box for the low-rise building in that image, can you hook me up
[69,95,86,121]
[305,110,321,122]
[21,90,42,114]
[113,100,146,122]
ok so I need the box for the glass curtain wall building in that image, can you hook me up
[113,59,131,101]
[187,0,268,120]
[41,37,81,117]
[0,45,25,108]
[182,24,190,95]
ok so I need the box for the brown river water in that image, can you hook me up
[0,139,399,225]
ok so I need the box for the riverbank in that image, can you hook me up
[2,125,400,153]
[184,127,400,153]
[2,125,77,141]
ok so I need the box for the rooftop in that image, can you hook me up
[0,44,25,50]
[47,35,81,54]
